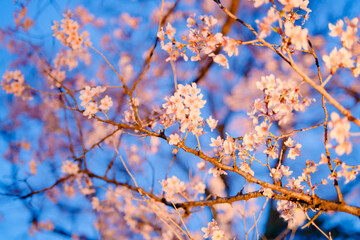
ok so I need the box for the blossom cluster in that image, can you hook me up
[61,160,79,175]
[210,135,236,156]
[277,200,306,230]
[158,15,240,69]
[251,74,314,126]
[46,47,91,88]
[79,86,113,119]
[209,134,258,176]
[338,162,359,184]
[161,83,206,136]
[276,200,303,223]
[53,48,91,71]
[14,6,34,31]
[323,17,359,75]
[270,165,293,181]
[1,70,26,96]
[329,112,352,155]
[254,0,310,51]
[284,21,309,50]
[62,160,96,196]
[255,7,279,38]
[201,219,226,240]
[160,176,205,201]
[284,137,302,159]
[91,186,187,239]
[123,98,140,124]
[160,176,186,201]
[52,11,90,50]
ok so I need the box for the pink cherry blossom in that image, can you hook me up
[207,115,218,132]
[99,95,113,111]
[329,20,344,37]
[253,0,269,8]
[168,133,181,145]
[284,21,309,50]
[287,143,301,159]
[61,160,79,175]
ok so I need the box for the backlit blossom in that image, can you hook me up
[285,177,305,191]
[335,141,352,155]
[240,162,254,176]
[280,165,293,177]
[270,168,282,181]
[168,133,180,145]
[284,138,295,147]
[162,83,206,135]
[287,209,306,229]
[206,115,218,132]
[83,102,98,119]
[277,200,299,222]
[1,69,25,96]
[256,7,278,38]
[223,135,235,155]
[323,47,354,70]
[338,163,357,183]
[165,23,176,39]
[61,160,79,175]
[211,53,229,69]
[209,168,228,177]
[284,21,308,50]
[319,153,329,165]
[52,12,90,50]
[210,136,223,148]
[192,181,206,194]
[161,176,186,201]
[200,15,218,27]
[99,95,113,111]
[253,0,269,8]
[261,188,273,198]
[329,20,344,37]
[201,219,225,240]
[329,112,350,144]
[223,37,238,57]
[279,0,303,11]
[263,147,279,159]
[79,86,93,106]
[341,24,359,49]
[288,143,301,159]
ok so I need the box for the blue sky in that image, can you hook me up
[1,0,360,239]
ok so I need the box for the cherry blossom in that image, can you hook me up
[61,160,79,175]
[284,21,309,50]
[329,20,344,37]
[329,112,353,155]
[207,115,218,132]
[279,0,303,11]
[323,47,354,70]
[160,176,186,201]
[287,143,302,159]
[239,162,254,176]
[1,69,25,96]
[202,219,226,240]
[261,188,274,198]
[99,95,113,111]
[162,83,206,135]
[168,133,181,145]
[210,53,229,69]
[2,2,360,239]
[83,102,98,119]
[256,7,279,38]
[253,0,269,8]
[52,12,90,50]
[338,163,358,184]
